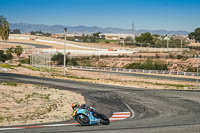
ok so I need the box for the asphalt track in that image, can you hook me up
[0,73,200,133]
[1,41,52,48]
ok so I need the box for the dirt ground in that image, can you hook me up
[2,65,196,90]
[67,70,196,90]
[0,83,85,126]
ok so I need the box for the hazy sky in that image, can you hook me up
[1,0,200,31]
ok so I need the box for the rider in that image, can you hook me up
[72,102,99,118]
[72,102,96,112]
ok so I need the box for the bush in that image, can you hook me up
[169,54,174,59]
[0,64,14,69]
[20,57,30,64]
[3,81,18,86]
[177,55,184,59]
[186,66,197,72]
[51,53,68,65]
[69,58,78,66]
[126,58,168,70]
[0,50,8,62]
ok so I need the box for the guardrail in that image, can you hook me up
[69,66,199,77]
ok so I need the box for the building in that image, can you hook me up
[101,33,135,40]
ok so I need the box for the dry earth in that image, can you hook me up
[3,65,196,90]
[0,83,85,126]
[67,70,196,90]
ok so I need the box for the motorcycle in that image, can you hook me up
[72,106,110,126]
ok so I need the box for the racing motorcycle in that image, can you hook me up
[72,106,110,126]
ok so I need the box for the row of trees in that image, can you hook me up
[0,46,23,62]
[0,16,9,41]
[30,31,52,37]
[63,32,107,43]
[125,32,187,48]
[10,29,21,34]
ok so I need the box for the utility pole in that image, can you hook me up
[167,39,169,48]
[181,39,183,49]
[31,46,34,66]
[63,28,67,76]
[132,21,135,44]
[48,52,51,70]
[164,35,169,48]
[196,55,199,88]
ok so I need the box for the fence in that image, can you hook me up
[69,66,199,77]
[31,52,52,68]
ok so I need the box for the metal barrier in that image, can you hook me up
[69,66,199,77]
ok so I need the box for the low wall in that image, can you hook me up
[133,48,189,52]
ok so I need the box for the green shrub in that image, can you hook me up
[68,58,78,66]
[177,55,184,59]
[0,64,14,69]
[51,53,68,65]
[4,81,18,86]
[126,58,168,70]
[20,57,30,64]
[186,66,197,72]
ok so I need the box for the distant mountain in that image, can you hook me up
[10,23,189,35]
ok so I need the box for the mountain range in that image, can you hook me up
[10,23,189,35]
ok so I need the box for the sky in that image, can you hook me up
[0,0,200,31]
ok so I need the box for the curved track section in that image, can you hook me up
[0,73,200,133]
[2,41,52,48]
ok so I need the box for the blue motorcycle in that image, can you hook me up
[72,107,110,126]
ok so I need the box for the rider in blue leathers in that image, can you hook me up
[72,102,97,116]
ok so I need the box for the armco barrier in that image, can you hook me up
[69,66,199,77]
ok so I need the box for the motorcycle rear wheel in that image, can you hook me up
[99,113,110,125]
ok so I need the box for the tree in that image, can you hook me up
[6,47,14,60]
[14,45,23,57]
[194,28,200,42]
[0,16,9,41]
[0,50,12,62]
[135,32,153,45]
[51,53,68,65]
[124,36,134,45]
[188,32,195,40]
[11,29,21,34]
[189,27,200,42]
[6,47,14,55]
[93,32,101,39]
[0,50,7,62]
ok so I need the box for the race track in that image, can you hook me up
[1,41,52,48]
[0,73,200,133]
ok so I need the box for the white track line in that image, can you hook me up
[111,115,130,117]
[0,128,23,131]
[124,103,135,119]
[112,112,130,114]
[109,118,127,120]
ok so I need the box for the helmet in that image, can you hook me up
[72,102,79,110]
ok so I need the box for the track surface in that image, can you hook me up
[0,73,200,133]
[2,41,52,48]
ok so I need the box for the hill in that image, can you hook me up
[10,23,189,35]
